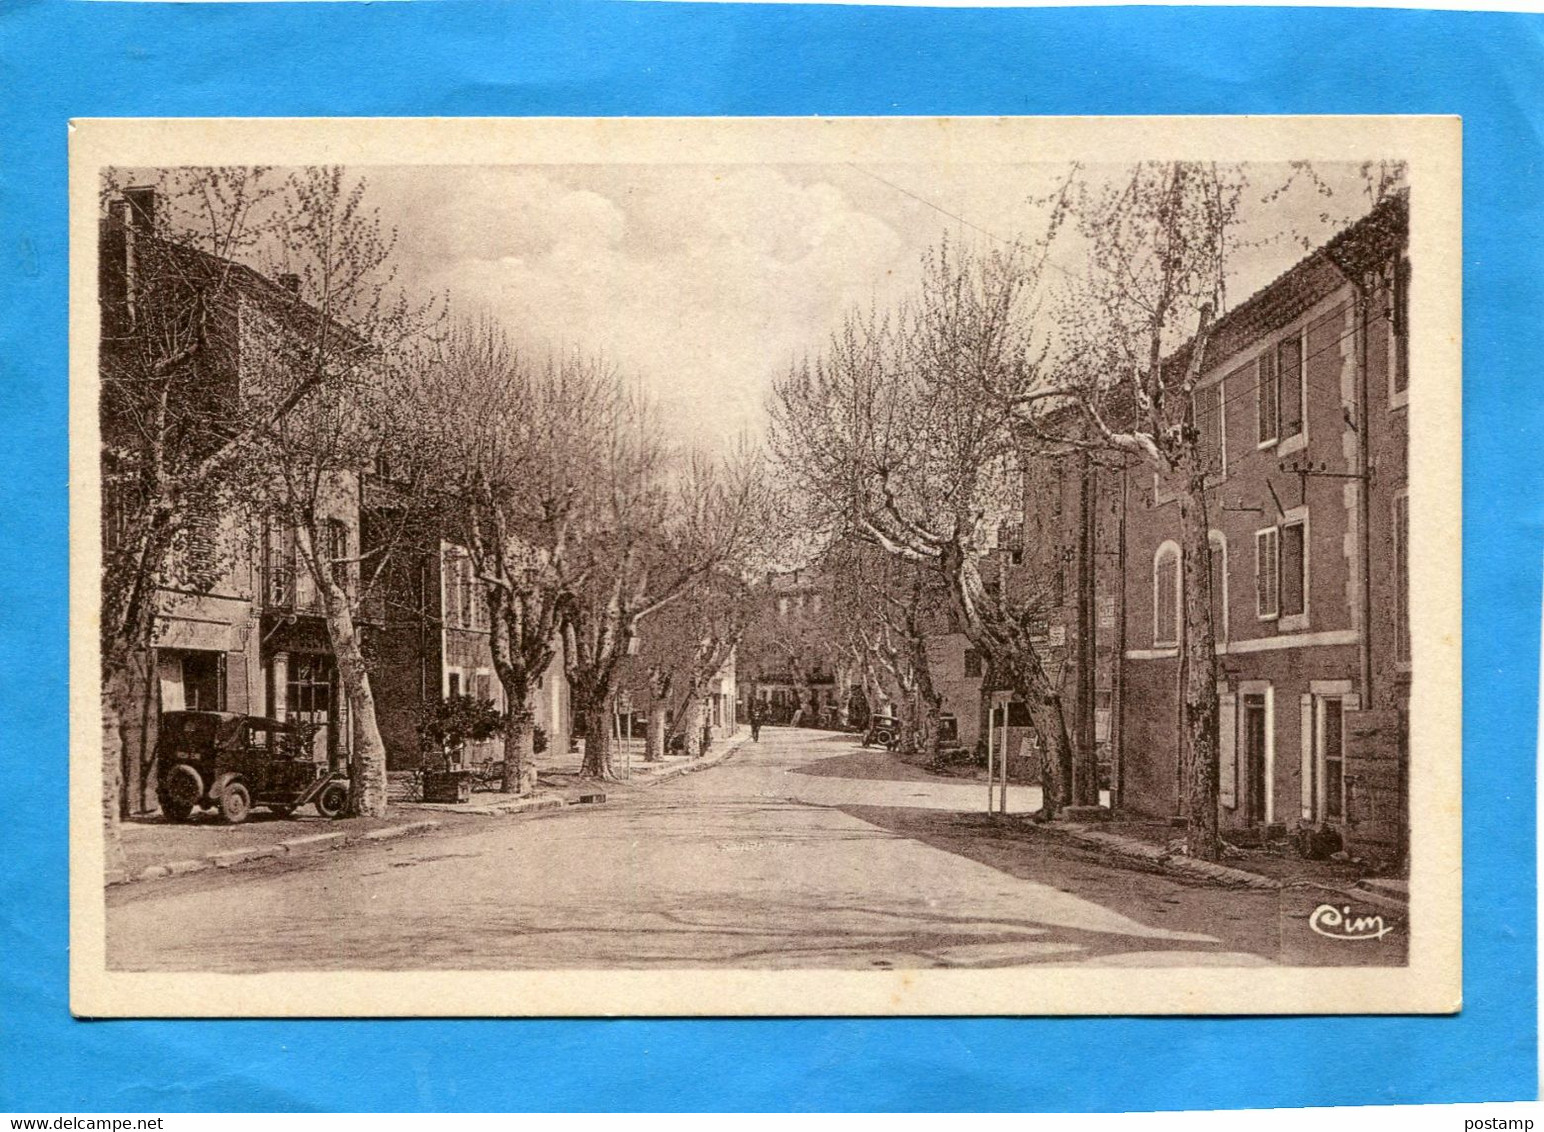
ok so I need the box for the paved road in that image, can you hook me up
[106,727,1405,971]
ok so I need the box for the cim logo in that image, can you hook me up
[1309,903,1396,942]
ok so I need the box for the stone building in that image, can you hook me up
[99,187,362,811]
[361,489,572,772]
[1117,191,1410,865]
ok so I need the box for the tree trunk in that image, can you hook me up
[682,695,706,758]
[943,547,1075,818]
[645,702,667,763]
[578,702,616,779]
[1071,452,1101,807]
[501,707,538,795]
[101,687,127,878]
[1176,473,1222,860]
[484,589,543,795]
[101,627,146,873]
[318,572,388,818]
[899,684,922,755]
[1027,692,1075,820]
[909,636,944,764]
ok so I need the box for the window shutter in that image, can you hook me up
[1257,352,1278,444]
[1218,689,1238,809]
[1279,335,1304,438]
[1256,528,1279,618]
[1300,693,1315,820]
[1393,258,1411,394]
[1280,521,1305,618]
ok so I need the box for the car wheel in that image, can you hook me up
[161,764,201,822]
[314,782,349,820]
[219,781,251,824]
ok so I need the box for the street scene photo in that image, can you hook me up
[76,118,1457,1012]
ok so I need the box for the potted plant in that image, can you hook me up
[416,694,504,804]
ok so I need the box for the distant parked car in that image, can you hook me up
[155,710,349,824]
[863,714,902,750]
[938,713,959,745]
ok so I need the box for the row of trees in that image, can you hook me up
[771,161,1389,859]
[100,166,774,868]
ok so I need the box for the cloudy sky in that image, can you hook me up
[354,160,1384,444]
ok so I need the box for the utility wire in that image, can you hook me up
[843,162,1085,283]
[847,161,1396,429]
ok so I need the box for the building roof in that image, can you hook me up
[1167,189,1408,376]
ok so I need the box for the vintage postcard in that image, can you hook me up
[70,116,1460,1016]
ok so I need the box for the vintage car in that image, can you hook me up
[155,710,350,824]
[862,714,902,749]
[863,712,959,750]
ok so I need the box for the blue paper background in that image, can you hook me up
[1,0,1538,1112]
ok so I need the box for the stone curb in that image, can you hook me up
[360,820,441,842]
[1333,881,1410,912]
[1350,878,1410,908]
[633,736,747,787]
[108,741,749,889]
[279,831,349,854]
[399,793,566,817]
[1037,823,1283,890]
[110,822,438,887]
[209,845,285,869]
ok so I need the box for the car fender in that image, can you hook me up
[207,772,246,802]
[161,762,204,801]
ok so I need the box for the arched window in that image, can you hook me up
[1208,531,1229,647]
[1153,540,1181,648]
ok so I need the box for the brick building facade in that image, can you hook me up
[1117,192,1409,864]
[100,188,361,811]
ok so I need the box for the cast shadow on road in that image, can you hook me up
[835,804,1408,969]
[787,747,972,785]
[632,898,1241,969]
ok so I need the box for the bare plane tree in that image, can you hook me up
[825,541,947,760]
[414,326,611,795]
[770,246,1077,817]
[255,167,441,818]
[562,435,770,781]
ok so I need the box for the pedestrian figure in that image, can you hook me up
[750,703,763,742]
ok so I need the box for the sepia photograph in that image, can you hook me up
[68,116,1461,1016]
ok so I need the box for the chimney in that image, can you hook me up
[122,186,156,234]
[277,273,301,295]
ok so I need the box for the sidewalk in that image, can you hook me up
[112,811,445,885]
[110,728,750,887]
[534,729,749,796]
[1027,817,1408,906]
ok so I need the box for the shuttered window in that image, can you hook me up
[325,519,348,587]
[1278,334,1304,439]
[1208,534,1228,644]
[267,520,296,607]
[1256,352,1278,445]
[1393,257,1411,395]
[1218,689,1238,810]
[1154,543,1180,647]
[1323,697,1345,820]
[1256,527,1279,620]
[1194,382,1224,475]
[1280,519,1306,618]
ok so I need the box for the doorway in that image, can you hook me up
[1242,693,1268,824]
[286,653,336,767]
